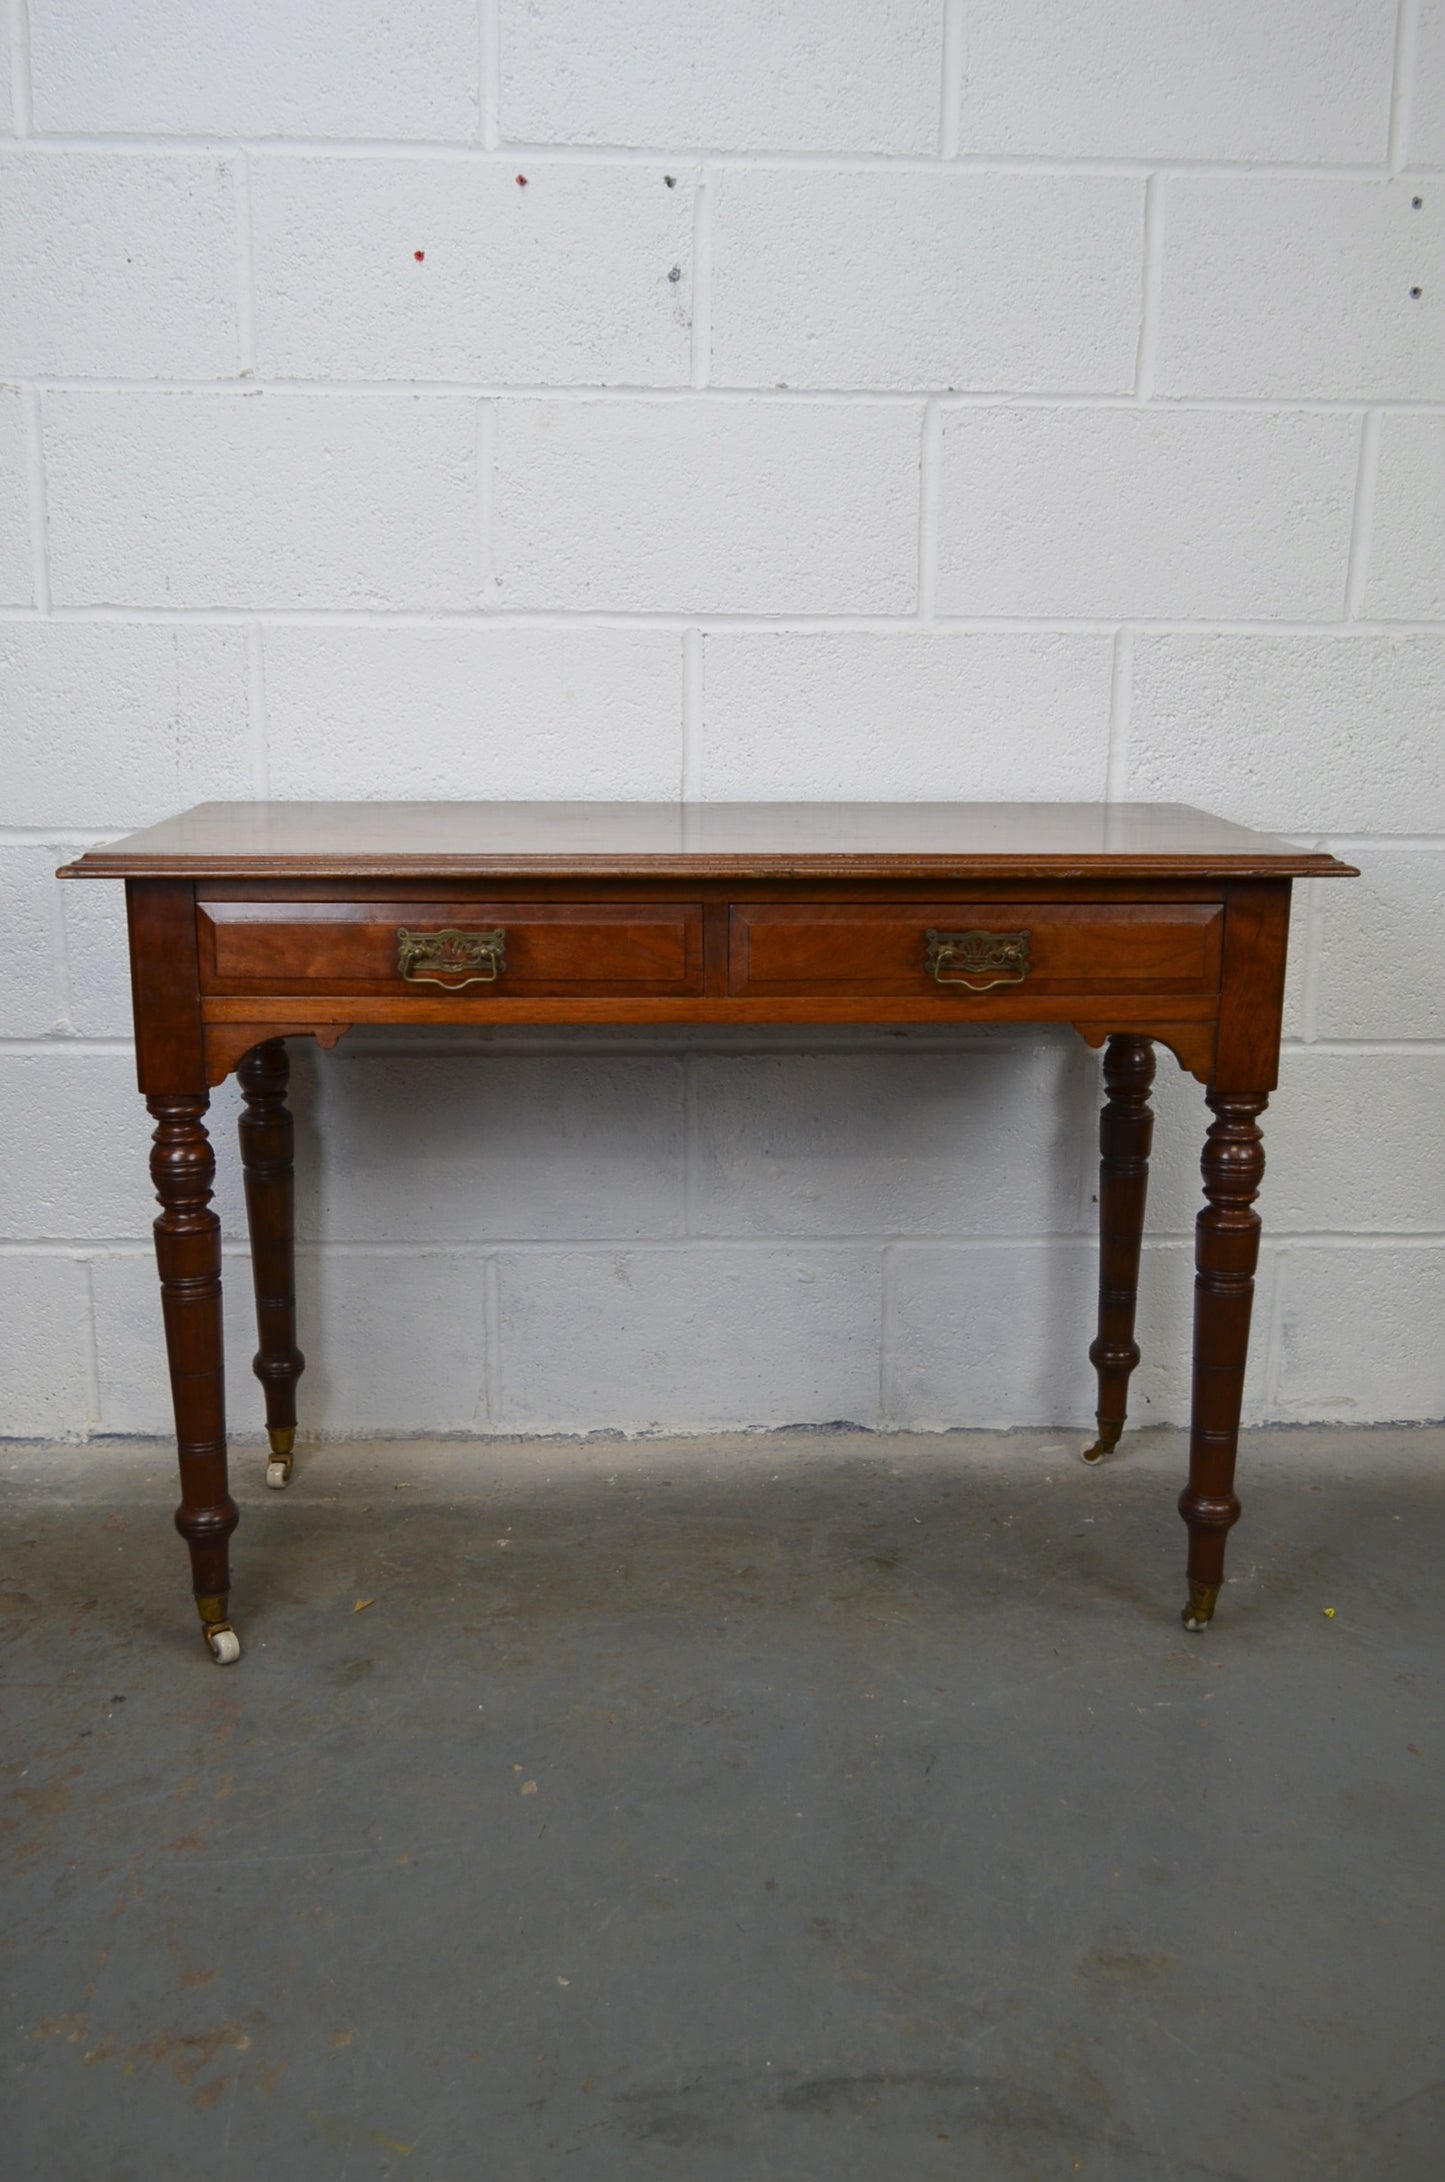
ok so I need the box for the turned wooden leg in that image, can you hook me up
[237,1040,305,1488]
[1083,1034,1155,1464]
[148,1094,240,1663]
[1179,1092,1266,1631]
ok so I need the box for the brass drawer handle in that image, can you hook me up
[397,926,506,990]
[925,927,1030,992]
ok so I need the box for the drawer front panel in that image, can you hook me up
[729,901,1223,998]
[199,901,704,997]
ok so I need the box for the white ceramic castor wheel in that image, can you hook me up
[266,1457,291,1489]
[266,1426,294,1489]
[205,1623,241,1664]
[1181,1581,1219,1634]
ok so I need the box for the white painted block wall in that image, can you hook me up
[2,0,1443,1439]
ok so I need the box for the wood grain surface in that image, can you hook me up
[58,800,1358,881]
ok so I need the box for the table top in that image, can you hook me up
[58,801,1357,882]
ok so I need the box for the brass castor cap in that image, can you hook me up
[1181,1581,1220,1633]
[1081,1421,1122,1465]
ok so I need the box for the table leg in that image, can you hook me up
[148,1094,240,1663]
[1083,1033,1155,1463]
[1179,1091,1267,1631]
[238,1040,305,1489]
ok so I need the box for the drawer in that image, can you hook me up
[198,900,704,998]
[729,901,1223,999]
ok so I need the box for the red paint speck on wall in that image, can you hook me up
[414,250,425,261]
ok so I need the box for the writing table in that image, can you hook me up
[59,801,1356,1663]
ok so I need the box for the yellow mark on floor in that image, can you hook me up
[309,2111,414,2157]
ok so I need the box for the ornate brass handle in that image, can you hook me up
[396,926,507,990]
[924,928,1030,992]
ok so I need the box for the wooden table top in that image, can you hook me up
[58,801,1357,883]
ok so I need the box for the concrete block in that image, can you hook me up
[0,847,66,1037]
[0,1058,243,1248]
[1145,1051,1445,1237]
[1413,4,1445,168]
[1128,1242,1273,1426]
[886,1242,1093,1427]
[954,0,1397,162]
[264,626,683,800]
[1281,881,1313,1045]
[91,1246,491,1437]
[302,1251,491,1436]
[886,1239,1271,1429]
[494,398,919,613]
[0,152,239,380]
[495,1245,881,1433]
[45,392,479,610]
[1362,412,1445,619]
[1133,1057,1238,1237]
[305,1048,686,1243]
[0,1254,94,1437]
[937,407,1356,620]
[28,0,480,139]
[499,0,940,153]
[690,1038,1086,1238]
[0,388,31,605]
[253,157,694,386]
[698,632,1113,800]
[1157,178,1443,401]
[3,624,251,826]
[711,169,1142,393]
[206,1075,250,1240]
[1274,1246,1445,1421]
[0,1053,158,1241]
[63,883,135,1040]
[1315,849,1445,1039]
[1128,633,1445,833]
[89,1247,261,1438]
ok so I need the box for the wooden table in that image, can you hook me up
[59,801,1356,1663]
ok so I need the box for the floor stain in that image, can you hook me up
[78,2021,252,2091]
[1076,1949,1182,1985]
[29,2013,87,2044]
[309,2110,414,2157]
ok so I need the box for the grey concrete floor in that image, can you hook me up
[2,1425,1443,2182]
